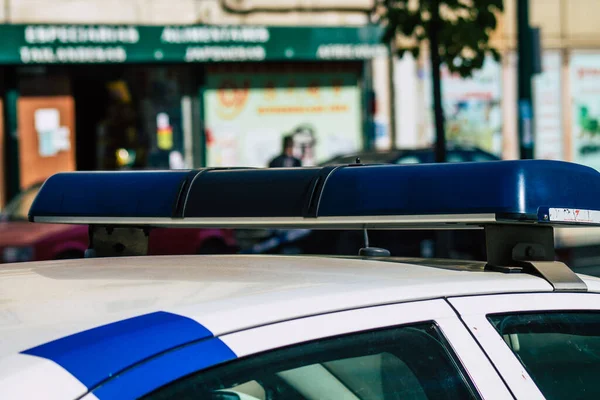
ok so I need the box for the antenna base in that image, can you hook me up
[359,247,391,257]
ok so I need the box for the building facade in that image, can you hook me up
[0,0,393,207]
[4,0,599,209]
[393,0,600,167]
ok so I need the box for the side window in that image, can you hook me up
[489,312,600,400]
[144,323,479,400]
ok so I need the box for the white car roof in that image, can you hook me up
[3,254,600,360]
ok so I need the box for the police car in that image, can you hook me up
[2,160,600,400]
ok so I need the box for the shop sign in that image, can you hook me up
[420,55,503,156]
[570,52,600,170]
[533,50,563,160]
[316,44,387,59]
[0,24,385,64]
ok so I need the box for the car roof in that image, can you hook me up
[3,254,600,360]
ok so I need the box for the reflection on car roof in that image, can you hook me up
[1,254,591,359]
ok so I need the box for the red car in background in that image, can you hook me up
[0,183,237,263]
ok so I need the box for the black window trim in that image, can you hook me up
[143,320,482,400]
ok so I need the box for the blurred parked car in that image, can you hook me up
[0,183,237,263]
[242,145,500,258]
[322,144,500,165]
[320,145,499,258]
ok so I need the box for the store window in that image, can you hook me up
[95,66,190,171]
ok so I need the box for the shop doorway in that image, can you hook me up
[2,64,199,204]
[71,65,118,171]
[71,64,194,172]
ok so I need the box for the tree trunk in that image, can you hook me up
[428,0,451,258]
[517,0,535,159]
[429,0,446,163]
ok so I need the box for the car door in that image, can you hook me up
[82,299,513,400]
[449,292,600,400]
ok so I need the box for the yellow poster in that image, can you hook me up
[204,67,363,167]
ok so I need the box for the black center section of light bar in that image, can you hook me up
[183,167,327,218]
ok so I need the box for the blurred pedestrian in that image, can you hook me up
[268,135,302,168]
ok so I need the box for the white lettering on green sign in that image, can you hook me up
[184,46,266,62]
[162,27,269,44]
[25,26,139,44]
[20,46,127,63]
[316,44,387,59]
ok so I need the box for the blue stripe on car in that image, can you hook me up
[21,311,215,389]
[92,337,236,399]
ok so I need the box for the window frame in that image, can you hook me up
[219,299,511,399]
[449,292,600,400]
[85,299,512,399]
[147,322,476,400]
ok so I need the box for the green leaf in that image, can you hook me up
[410,46,421,58]
[375,0,504,77]
[490,47,502,62]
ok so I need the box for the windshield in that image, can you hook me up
[1,186,40,221]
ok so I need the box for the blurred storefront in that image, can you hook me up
[204,62,364,167]
[0,24,386,200]
[393,54,503,158]
[419,56,503,157]
[490,0,600,165]
[392,0,600,166]
[569,52,600,170]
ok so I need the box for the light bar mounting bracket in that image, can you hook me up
[484,224,587,292]
[85,225,150,258]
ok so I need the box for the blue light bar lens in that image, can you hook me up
[29,171,191,219]
[317,161,600,219]
[28,160,600,227]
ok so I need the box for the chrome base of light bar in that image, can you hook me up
[33,214,499,229]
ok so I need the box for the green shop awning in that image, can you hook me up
[0,24,387,64]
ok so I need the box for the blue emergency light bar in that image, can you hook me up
[28,160,600,229]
